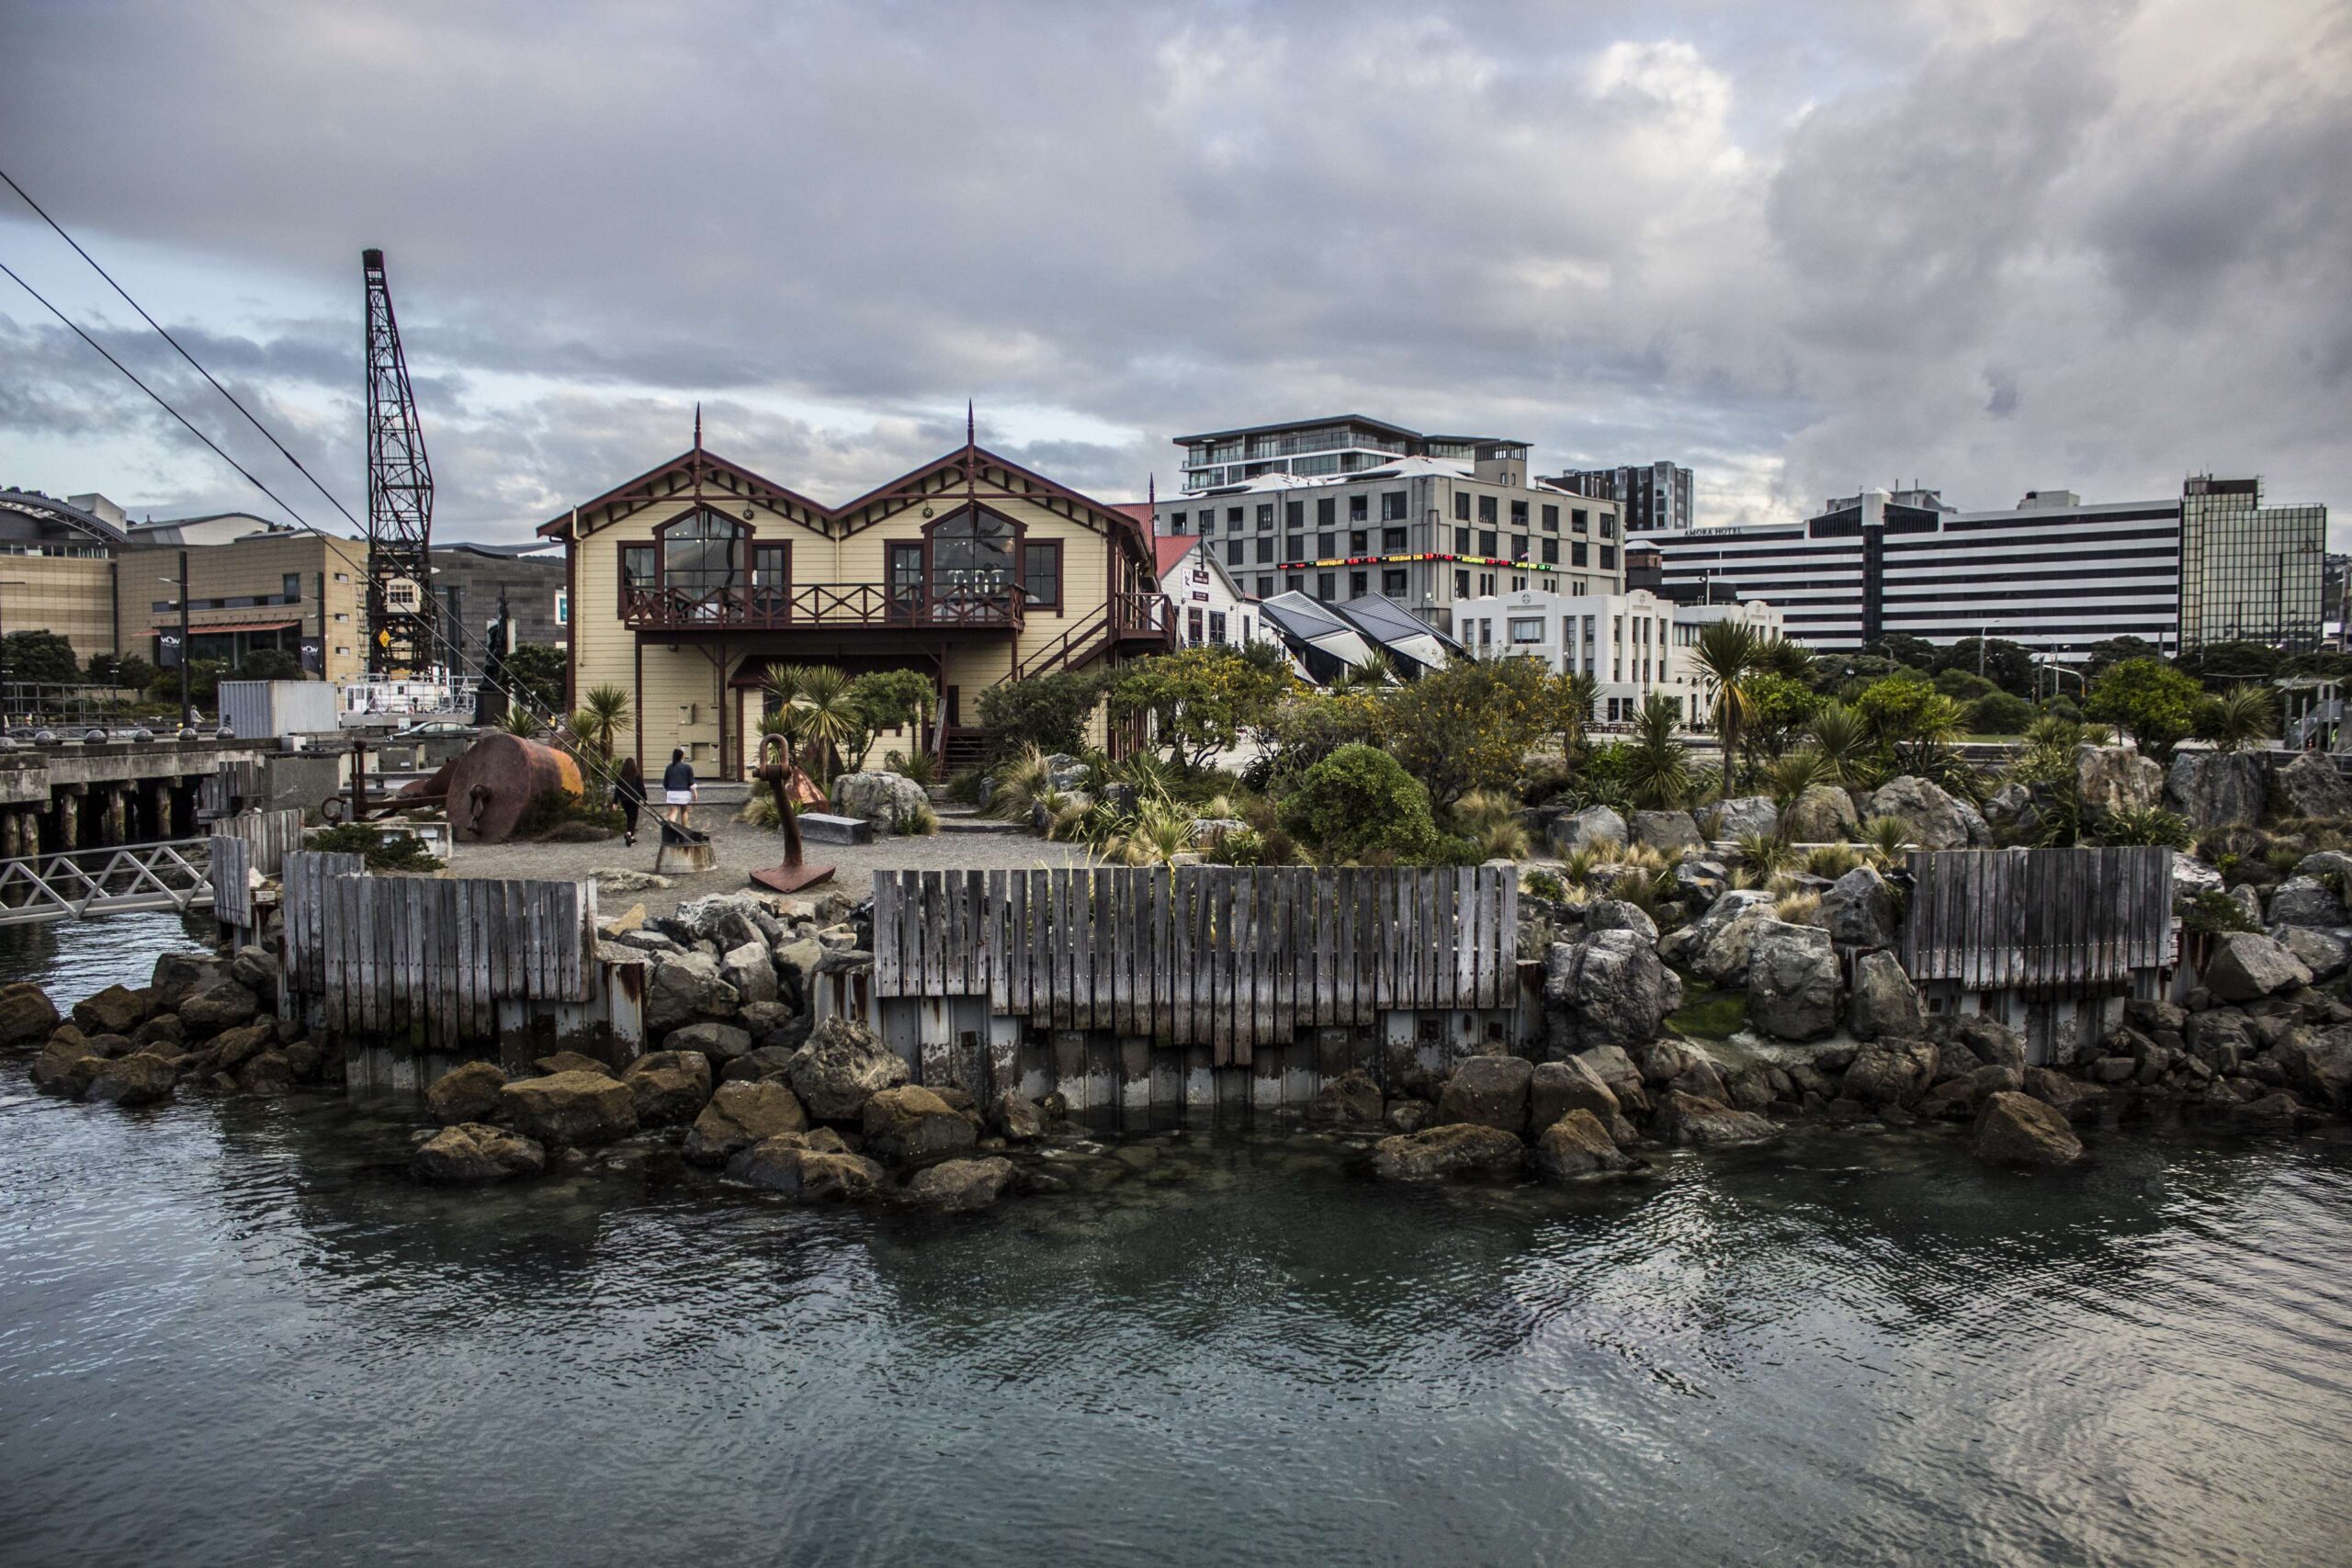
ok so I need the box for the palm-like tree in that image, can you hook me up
[499,702,544,738]
[1555,670,1600,763]
[1808,701,1871,784]
[572,682,633,759]
[1624,693,1691,809]
[1690,620,1758,797]
[2201,684,2275,753]
[767,663,861,787]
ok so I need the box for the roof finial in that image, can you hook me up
[967,400,976,446]
[694,400,703,453]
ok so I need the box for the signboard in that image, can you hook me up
[156,631,184,671]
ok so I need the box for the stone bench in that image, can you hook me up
[797,812,874,846]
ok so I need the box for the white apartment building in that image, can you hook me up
[1454,586,1783,725]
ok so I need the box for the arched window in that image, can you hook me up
[663,509,744,607]
[930,507,1015,609]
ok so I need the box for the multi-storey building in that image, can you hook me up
[118,525,372,685]
[2177,476,2326,652]
[0,490,126,669]
[1173,415,1515,493]
[1453,586,1782,723]
[1549,462,1695,535]
[1155,443,1624,637]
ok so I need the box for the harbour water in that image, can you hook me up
[4,915,2350,1566]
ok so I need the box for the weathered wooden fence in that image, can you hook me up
[278,851,644,1089]
[1899,845,2175,1063]
[208,807,308,942]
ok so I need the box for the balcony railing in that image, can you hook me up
[621,581,1023,632]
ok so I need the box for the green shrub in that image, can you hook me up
[974,668,1105,761]
[308,823,442,873]
[2177,889,2259,935]
[1966,691,2033,735]
[1521,869,1567,902]
[1282,742,1435,863]
[2098,806,2191,849]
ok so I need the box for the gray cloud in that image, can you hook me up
[0,0,2343,541]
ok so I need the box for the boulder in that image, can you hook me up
[1543,930,1679,1048]
[237,1051,294,1094]
[1782,783,1860,843]
[2203,932,2312,1003]
[1676,889,1776,979]
[663,1021,753,1063]
[719,942,778,1009]
[227,946,282,1008]
[1862,775,1982,852]
[1654,1089,1777,1146]
[1439,1055,1534,1135]
[1368,1122,1527,1181]
[1530,1056,1620,1134]
[1581,898,1659,943]
[2075,746,2165,823]
[1744,921,1842,1041]
[1532,1110,1633,1179]
[1940,1012,2027,1070]
[1840,1037,1939,1107]
[1973,1091,2085,1167]
[1702,795,1779,842]
[1575,1045,1647,1111]
[425,1060,509,1126]
[2270,924,2349,982]
[1547,805,1628,854]
[729,1134,889,1201]
[177,980,261,1037]
[722,1044,800,1084]
[2273,1028,2352,1111]
[862,1084,978,1167]
[149,953,222,1010]
[532,1050,611,1077]
[1673,859,1729,908]
[786,1017,910,1121]
[497,1070,639,1147]
[2023,1066,2106,1122]
[2269,750,2352,821]
[684,1079,809,1165]
[0,982,61,1045]
[903,1156,1017,1212]
[622,1050,714,1128]
[1820,865,1900,950]
[665,894,769,953]
[71,984,150,1037]
[131,1015,185,1052]
[208,1021,276,1072]
[645,951,740,1035]
[1848,952,1925,1040]
[86,1050,175,1107]
[832,770,933,826]
[2267,875,2348,930]
[992,1091,1046,1143]
[771,937,824,1010]
[30,1034,104,1097]
[1306,1067,1385,1128]
[413,1123,546,1183]
[2165,751,2269,829]
[1630,810,1703,854]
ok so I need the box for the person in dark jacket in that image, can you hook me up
[661,748,697,830]
[610,755,647,847]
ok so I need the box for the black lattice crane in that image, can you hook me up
[362,248,433,675]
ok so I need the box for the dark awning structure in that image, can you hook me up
[1329,595,1463,679]
[1256,592,1379,684]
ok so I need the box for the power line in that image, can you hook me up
[0,164,367,533]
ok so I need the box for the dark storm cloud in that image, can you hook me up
[0,0,2342,538]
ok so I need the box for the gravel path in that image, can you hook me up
[445,811,1087,920]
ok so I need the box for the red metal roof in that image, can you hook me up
[1154,534,1200,574]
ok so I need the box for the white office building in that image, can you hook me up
[1453,586,1783,724]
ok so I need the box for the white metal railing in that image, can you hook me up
[0,838,216,926]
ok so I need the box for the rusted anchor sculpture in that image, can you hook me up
[749,732,834,894]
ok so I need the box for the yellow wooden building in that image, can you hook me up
[540,426,1170,776]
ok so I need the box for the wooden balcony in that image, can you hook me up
[620,582,1023,634]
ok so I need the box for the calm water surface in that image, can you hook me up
[3,915,2350,1567]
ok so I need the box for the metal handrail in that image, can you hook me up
[0,836,216,926]
[620,581,1025,631]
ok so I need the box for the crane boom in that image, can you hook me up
[362,247,433,675]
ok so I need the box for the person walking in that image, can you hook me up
[611,755,647,847]
[662,747,697,830]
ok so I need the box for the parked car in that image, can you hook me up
[390,719,477,741]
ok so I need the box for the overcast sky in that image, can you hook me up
[0,0,2344,544]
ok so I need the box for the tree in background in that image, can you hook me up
[1741,671,1821,763]
[503,643,569,715]
[1871,633,1939,671]
[2196,684,2276,753]
[1383,653,1552,807]
[1966,691,2034,735]
[849,668,940,750]
[1106,644,1293,771]
[975,667,1106,761]
[1623,693,1693,809]
[1281,743,1435,863]
[2085,636,2162,677]
[234,649,305,682]
[1932,637,2036,697]
[571,682,634,760]
[2086,657,2205,762]
[1689,619,1758,796]
[2177,639,2287,688]
[86,652,158,696]
[1,630,81,684]
[1552,669,1600,763]
[1855,669,1968,775]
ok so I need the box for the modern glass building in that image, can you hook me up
[2177,475,2326,652]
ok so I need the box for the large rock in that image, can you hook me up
[664,1021,754,1063]
[903,1156,1017,1211]
[1691,902,1782,987]
[622,1050,714,1128]
[2267,875,2348,930]
[1848,951,1924,1040]
[992,1090,1046,1143]
[1543,930,1679,1048]
[413,1123,546,1183]
[2075,746,2165,824]
[1862,775,1984,852]
[771,937,824,1010]
[1973,1091,2085,1167]
[1582,898,1658,943]
[1530,1056,1620,1134]
[149,953,222,1010]
[1306,1067,1385,1128]
[0,982,61,1045]
[1820,864,1900,949]
[1654,1089,1777,1146]
[72,985,150,1037]
[2273,1028,2352,1111]
[177,980,261,1037]
[425,1059,509,1126]
[719,942,778,1009]
[497,1070,639,1147]
[2269,750,2352,821]
[729,1134,889,1201]
[861,1084,978,1167]
[2203,931,2312,1003]
[1439,1055,1534,1135]
[1576,1045,1647,1111]
[227,946,281,1009]
[1532,1110,1633,1178]
[684,1079,809,1165]
[1369,1122,1527,1181]
[1629,810,1703,854]
[1547,805,1627,854]
[1782,784,1860,843]
[666,894,769,953]
[1744,921,1842,1041]
[86,1050,175,1107]
[2271,924,2349,981]
[207,1021,275,1073]
[645,951,740,1036]
[785,1017,910,1121]
[832,771,932,827]
[1840,1037,1939,1107]
[2166,751,2269,829]
[1702,795,1779,842]
[30,1034,104,1097]
[1669,888,1774,975]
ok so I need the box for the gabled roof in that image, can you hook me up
[1154,534,1200,575]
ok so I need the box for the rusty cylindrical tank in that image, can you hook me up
[443,733,584,842]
